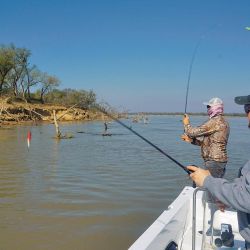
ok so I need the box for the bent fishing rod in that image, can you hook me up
[92,105,191,175]
[184,24,219,114]
[184,39,202,114]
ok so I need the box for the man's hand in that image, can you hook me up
[187,165,211,187]
[215,199,227,212]
[183,114,190,125]
[181,134,193,143]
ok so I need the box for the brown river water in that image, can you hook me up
[0,115,249,250]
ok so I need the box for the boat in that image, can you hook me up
[129,186,246,250]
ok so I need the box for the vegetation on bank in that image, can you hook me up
[0,44,103,124]
[0,44,96,107]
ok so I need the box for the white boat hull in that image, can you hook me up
[129,186,246,250]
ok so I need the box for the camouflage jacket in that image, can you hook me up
[184,115,230,162]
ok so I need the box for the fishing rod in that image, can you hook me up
[184,25,219,114]
[184,39,203,114]
[92,105,191,175]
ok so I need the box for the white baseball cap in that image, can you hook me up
[203,97,223,106]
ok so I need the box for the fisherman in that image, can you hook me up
[244,103,250,128]
[189,162,250,249]
[103,121,108,135]
[182,97,230,179]
[182,97,230,235]
[234,95,250,128]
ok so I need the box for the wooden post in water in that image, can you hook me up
[53,110,62,138]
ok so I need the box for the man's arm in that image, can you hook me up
[203,175,250,213]
[188,163,250,214]
[183,114,216,138]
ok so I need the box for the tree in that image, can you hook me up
[81,90,96,108]
[0,45,15,92]
[40,73,60,103]
[59,88,96,107]
[7,45,31,97]
[20,66,41,101]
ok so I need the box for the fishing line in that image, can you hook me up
[92,105,191,174]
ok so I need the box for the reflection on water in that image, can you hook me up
[0,116,249,250]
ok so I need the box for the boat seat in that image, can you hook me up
[213,210,239,233]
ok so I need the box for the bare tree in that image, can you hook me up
[7,45,31,97]
[20,65,41,101]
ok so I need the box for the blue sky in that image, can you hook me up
[1,0,250,112]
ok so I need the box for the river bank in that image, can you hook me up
[0,97,103,126]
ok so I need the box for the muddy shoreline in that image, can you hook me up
[0,98,103,126]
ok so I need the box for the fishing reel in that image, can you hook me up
[214,223,234,248]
